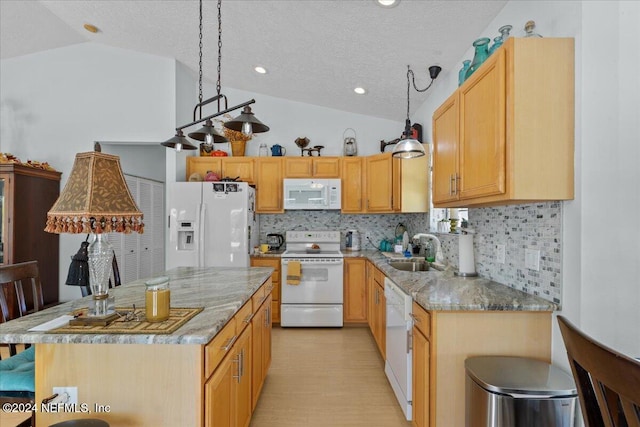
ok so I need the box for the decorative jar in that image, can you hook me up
[145,276,170,322]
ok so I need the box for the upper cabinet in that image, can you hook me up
[284,157,340,178]
[432,38,575,207]
[341,157,365,213]
[186,157,255,184]
[255,158,284,213]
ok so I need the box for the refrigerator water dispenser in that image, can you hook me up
[177,222,195,251]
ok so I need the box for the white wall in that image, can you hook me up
[0,42,176,301]
[413,0,640,369]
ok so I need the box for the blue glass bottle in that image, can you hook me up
[458,60,471,86]
[489,36,503,56]
[465,37,491,80]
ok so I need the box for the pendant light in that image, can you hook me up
[162,0,269,151]
[393,65,442,159]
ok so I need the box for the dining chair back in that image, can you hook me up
[558,315,640,427]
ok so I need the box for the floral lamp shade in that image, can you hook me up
[45,151,144,234]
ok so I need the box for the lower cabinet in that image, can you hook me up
[204,279,273,427]
[366,261,386,358]
[205,325,252,427]
[411,302,430,427]
[250,257,281,323]
[344,258,367,323]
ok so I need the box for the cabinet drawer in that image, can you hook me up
[373,266,385,285]
[412,302,431,338]
[235,300,253,333]
[252,283,267,309]
[205,318,237,378]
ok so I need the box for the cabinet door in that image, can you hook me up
[204,353,234,427]
[412,326,430,427]
[235,327,252,427]
[367,263,376,334]
[262,294,272,375]
[284,158,312,177]
[459,49,506,200]
[254,158,283,213]
[376,281,386,359]
[186,157,222,180]
[223,158,255,184]
[137,180,153,279]
[366,153,393,212]
[344,258,367,322]
[251,299,265,410]
[312,158,340,177]
[341,157,365,213]
[432,92,460,205]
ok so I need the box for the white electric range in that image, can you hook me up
[280,230,344,327]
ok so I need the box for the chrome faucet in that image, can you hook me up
[413,233,445,264]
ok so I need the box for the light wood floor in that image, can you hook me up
[250,326,412,427]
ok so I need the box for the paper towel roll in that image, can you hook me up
[458,234,476,275]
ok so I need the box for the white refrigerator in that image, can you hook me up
[167,182,258,268]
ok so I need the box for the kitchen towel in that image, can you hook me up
[286,261,301,286]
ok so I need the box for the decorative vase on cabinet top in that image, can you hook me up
[489,36,503,56]
[465,37,491,81]
[458,60,471,86]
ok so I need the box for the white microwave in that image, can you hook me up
[283,179,341,210]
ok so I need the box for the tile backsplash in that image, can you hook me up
[259,211,429,251]
[259,202,562,306]
[437,202,562,305]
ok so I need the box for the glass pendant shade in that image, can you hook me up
[188,119,229,143]
[392,137,426,159]
[224,106,270,134]
[162,130,197,151]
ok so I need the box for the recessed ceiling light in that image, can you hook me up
[83,23,99,33]
[354,87,367,95]
[376,0,400,8]
[254,66,267,74]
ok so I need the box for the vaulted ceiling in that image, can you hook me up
[1,0,508,121]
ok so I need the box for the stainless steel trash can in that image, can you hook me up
[465,356,578,427]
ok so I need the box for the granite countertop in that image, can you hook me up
[0,266,273,345]
[251,249,285,258]
[346,250,556,312]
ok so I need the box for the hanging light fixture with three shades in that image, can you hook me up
[162,0,269,152]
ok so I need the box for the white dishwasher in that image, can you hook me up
[384,277,413,421]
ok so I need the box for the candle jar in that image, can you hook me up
[145,276,170,322]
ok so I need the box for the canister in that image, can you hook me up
[145,276,170,322]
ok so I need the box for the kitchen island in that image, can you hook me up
[0,266,274,427]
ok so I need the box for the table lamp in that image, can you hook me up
[45,144,143,316]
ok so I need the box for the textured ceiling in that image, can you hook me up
[1,0,508,121]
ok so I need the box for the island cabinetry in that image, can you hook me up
[250,257,281,323]
[34,277,273,427]
[186,157,255,183]
[366,261,385,358]
[344,258,367,323]
[340,157,365,213]
[410,307,551,427]
[432,37,574,207]
[283,157,340,178]
[251,283,272,410]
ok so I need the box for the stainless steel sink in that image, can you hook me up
[388,260,430,272]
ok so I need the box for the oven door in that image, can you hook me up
[280,257,344,327]
[281,257,343,303]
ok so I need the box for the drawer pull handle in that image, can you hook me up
[243,313,254,323]
[221,334,238,352]
[410,313,420,323]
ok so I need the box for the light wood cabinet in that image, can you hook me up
[0,164,60,309]
[186,156,255,183]
[366,153,394,212]
[432,37,574,207]
[205,325,252,427]
[254,158,283,213]
[252,290,273,410]
[284,157,340,178]
[410,301,551,427]
[250,257,281,323]
[344,258,367,323]
[411,302,430,427]
[366,261,386,358]
[340,157,365,213]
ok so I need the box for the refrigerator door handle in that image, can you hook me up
[198,202,206,268]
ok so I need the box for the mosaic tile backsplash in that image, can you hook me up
[259,201,562,306]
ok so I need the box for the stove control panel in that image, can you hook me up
[286,231,341,243]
